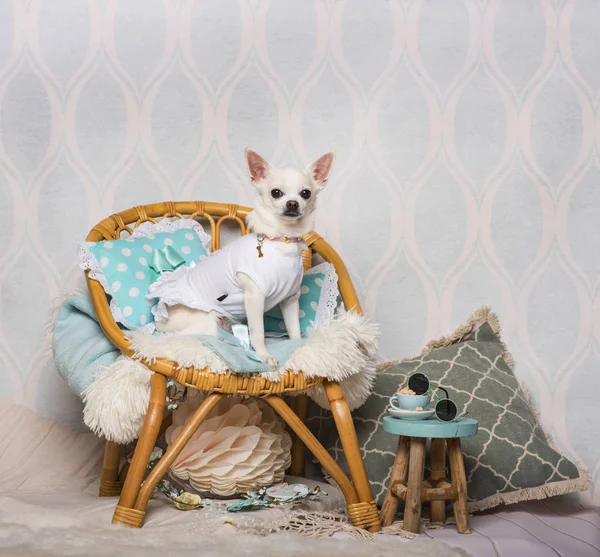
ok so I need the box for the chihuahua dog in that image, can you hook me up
[150,147,335,367]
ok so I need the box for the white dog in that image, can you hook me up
[150,147,335,367]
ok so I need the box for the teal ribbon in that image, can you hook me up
[149,246,185,282]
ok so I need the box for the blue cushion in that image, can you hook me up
[78,218,210,330]
[264,262,339,336]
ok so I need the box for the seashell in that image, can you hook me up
[174,492,202,510]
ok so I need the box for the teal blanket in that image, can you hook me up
[197,330,305,374]
[53,294,121,395]
[53,294,306,398]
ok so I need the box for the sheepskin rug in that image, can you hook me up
[83,311,379,444]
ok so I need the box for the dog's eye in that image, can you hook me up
[300,189,311,199]
[271,189,283,199]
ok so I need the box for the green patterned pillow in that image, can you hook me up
[264,263,339,336]
[307,307,589,512]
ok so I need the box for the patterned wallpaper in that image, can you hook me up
[0,0,598,504]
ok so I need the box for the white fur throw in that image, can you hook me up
[83,311,379,444]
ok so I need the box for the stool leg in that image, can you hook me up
[403,437,426,533]
[447,438,471,534]
[430,438,446,524]
[381,436,410,526]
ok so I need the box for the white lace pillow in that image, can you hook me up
[264,262,340,336]
[78,218,211,330]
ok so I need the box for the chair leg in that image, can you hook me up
[265,394,381,529]
[403,437,426,533]
[380,436,410,526]
[158,413,173,437]
[112,374,166,528]
[265,393,381,533]
[323,381,381,532]
[99,440,122,497]
[288,394,308,477]
[118,460,130,485]
[133,393,223,514]
[264,396,359,504]
[447,438,471,534]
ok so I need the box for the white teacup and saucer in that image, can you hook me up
[388,393,435,421]
[388,372,435,421]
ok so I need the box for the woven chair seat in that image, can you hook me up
[170,366,323,396]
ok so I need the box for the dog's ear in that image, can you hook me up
[309,151,336,188]
[245,147,271,183]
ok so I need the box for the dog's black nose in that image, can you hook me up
[286,200,299,211]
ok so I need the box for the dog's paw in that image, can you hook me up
[257,351,278,368]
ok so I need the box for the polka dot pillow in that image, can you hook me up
[78,218,211,330]
[263,262,340,336]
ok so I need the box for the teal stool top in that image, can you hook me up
[383,416,478,439]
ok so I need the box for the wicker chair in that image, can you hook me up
[86,201,381,532]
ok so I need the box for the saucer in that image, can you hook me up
[388,408,435,421]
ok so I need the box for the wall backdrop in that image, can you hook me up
[0,0,598,504]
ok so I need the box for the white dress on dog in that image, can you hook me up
[149,233,303,321]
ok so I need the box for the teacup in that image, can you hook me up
[389,393,432,412]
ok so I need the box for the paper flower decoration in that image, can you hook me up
[166,393,292,497]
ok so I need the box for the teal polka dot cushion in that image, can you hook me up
[264,262,340,336]
[78,218,210,330]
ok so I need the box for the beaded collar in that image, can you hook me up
[259,233,302,243]
[256,233,302,258]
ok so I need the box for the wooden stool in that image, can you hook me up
[380,416,478,534]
